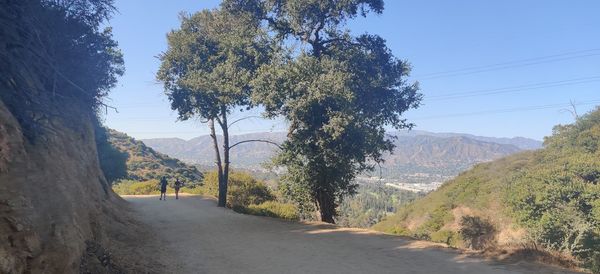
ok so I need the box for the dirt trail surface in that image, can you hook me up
[124,195,576,274]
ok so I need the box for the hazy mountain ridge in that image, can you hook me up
[142,131,538,181]
[391,130,542,150]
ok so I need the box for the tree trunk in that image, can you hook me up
[209,119,226,207]
[316,188,336,224]
[219,107,230,208]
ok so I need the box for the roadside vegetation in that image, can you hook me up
[112,170,300,221]
[112,180,203,195]
[374,107,600,272]
[337,184,424,228]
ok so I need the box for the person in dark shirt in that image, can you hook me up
[159,176,168,201]
[174,178,183,200]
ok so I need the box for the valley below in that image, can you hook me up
[142,130,542,193]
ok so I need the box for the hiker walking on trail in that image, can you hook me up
[174,178,183,200]
[159,176,168,201]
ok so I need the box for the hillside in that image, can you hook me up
[373,107,600,271]
[143,131,531,183]
[107,129,203,184]
[0,2,160,272]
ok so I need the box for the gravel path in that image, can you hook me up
[124,195,576,274]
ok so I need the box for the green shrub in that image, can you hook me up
[179,186,204,195]
[431,229,460,247]
[459,215,496,250]
[413,205,454,240]
[386,225,410,236]
[203,170,275,207]
[112,180,160,195]
[238,201,300,221]
[588,252,600,274]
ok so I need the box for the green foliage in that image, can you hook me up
[1,0,123,139]
[106,129,203,185]
[414,205,455,239]
[431,230,461,247]
[203,171,275,207]
[588,252,600,274]
[202,170,300,221]
[157,6,272,207]
[458,216,496,250]
[337,184,423,228]
[226,0,421,223]
[179,186,205,195]
[95,123,128,184]
[112,180,160,195]
[506,108,600,265]
[112,179,204,195]
[239,201,300,221]
[157,8,270,121]
[375,107,600,271]
[385,225,410,236]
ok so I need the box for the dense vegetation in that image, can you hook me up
[95,124,129,183]
[0,0,123,142]
[337,184,424,228]
[374,107,600,271]
[202,171,300,221]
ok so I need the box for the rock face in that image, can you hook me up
[0,100,121,273]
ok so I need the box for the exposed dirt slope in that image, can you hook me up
[0,100,162,273]
[125,194,577,274]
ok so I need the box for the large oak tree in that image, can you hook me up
[157,8,271,207]
[225,0,422,223]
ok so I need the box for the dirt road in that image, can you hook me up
[125,195,575,274]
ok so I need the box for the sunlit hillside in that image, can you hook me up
[374,107,600,270]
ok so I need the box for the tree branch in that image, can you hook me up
[228,115,263,128]
[215,116,224,128]
[321,37,362,47]
[229,139,282,150]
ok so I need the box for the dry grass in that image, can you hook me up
[481,245,582,272]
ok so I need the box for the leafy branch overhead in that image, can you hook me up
[157,9,271,121]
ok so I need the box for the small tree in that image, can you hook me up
[459,215,496,250]
[157,8,272,207]
[225,0,421,223]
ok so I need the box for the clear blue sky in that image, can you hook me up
[103,0,600,141]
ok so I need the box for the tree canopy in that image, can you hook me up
[1,0,124,140]
[157,9,270,121]
[225,0,421,223]
[157,7,272,207]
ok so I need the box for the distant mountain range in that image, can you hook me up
[141,131,541,182]
[142,132,287,168]
[392,130,542,150]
